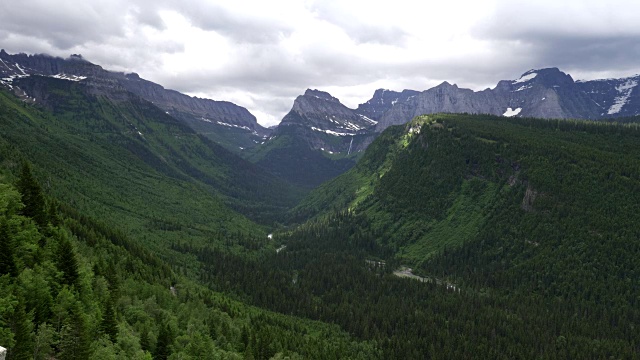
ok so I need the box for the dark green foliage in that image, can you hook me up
[8,300,32,360]
[154,322,173,360]
[57,301,90,360]
[0,221,17,276]
[0,155,378,359]
[15,162,47,228]
[56,234,79,287]
[100,298,118,342]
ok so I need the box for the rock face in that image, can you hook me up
[374,68,640,131]
[277,89,377,154]
[119,73,267,136]
[0,50,268,138]
[250,89,378,188]
[356,88,420,121]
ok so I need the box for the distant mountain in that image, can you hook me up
[278,89,376,152]
[0,50,269,153]
[355,88,420,121]
[373,68,640,131]
[245,89,377,188]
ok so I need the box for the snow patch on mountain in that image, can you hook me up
[311,127,353,137]
[503,107,522,117]
[51,73,87,82]
[343,122,364,131]
[607,79,638,115]
[514,84,533,92]
[15,63,27,75]
[0,58,11,70]
[217,121,252,131]
[513,72,537,84]
[358,114,378,124]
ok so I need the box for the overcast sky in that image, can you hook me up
[2,0,640,126]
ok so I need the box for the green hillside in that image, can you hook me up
[1,77,304,243]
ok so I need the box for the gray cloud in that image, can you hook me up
[309,2,409,46]
[473,1,640,79]
[0,0,132,49]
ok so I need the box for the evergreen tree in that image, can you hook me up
[154,323,173,360]
[0,221,17,276]
[100,298,118,343]
[9,300,33,360]
[57,301,90,360]
[32,323,56,360]
[15,162,47,228]
[56,234,79,287]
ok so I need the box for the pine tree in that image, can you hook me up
[0,221,17,276]
[154,323,173,360]
[15,162,47,228]
[9,301,33,360]
[100,298,118,342]
[56,234,79,287]
[57,301,90,360]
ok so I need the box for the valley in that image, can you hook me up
[0,50,639,359]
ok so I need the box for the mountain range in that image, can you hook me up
[2,50,640,187]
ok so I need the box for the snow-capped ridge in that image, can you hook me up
[513,72,537,84]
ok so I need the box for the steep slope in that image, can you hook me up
[0,75,302,247]
[298,113,640,265]
[374,68,640,131]
[246,89,377,188]
[0,50,269,153]
[277,89,377,152]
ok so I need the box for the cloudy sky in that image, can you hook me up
[2,0,640,126]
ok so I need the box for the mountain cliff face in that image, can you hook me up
[356,88,420,121]
[374,68,640,131]
[0,50,269,152]
[246,89,377,188]
[277,89,376,153]
[119,72,268,135]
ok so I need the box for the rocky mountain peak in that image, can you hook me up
[125,72,141,80]
[435,81,457,89]
[303,89,340,103]
[69,54,86,61]
[291,89,345,116]
[512,67,574,88]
